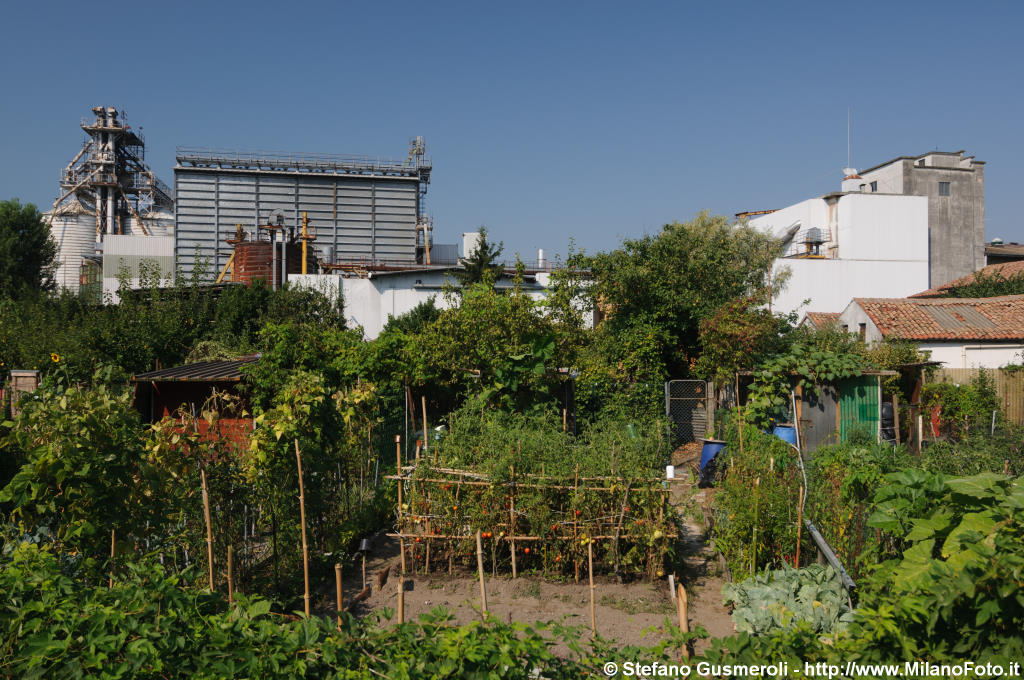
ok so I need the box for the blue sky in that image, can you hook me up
[2,1,1021,261]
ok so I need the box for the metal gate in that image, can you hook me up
[665,380,709,445]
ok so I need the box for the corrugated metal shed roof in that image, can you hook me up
[854,295,1024,341]
[131,355,259,382]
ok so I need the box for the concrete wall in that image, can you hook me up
[859,153,985,287]
[774,258,928,318]
[837,301,884,342]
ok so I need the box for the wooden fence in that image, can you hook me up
[933,368,1024,425]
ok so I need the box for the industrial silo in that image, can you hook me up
[48,201,97,294]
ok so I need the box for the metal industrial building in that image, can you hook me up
[173,140,433,279]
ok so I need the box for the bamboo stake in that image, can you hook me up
[227,545,234,605]
[201,469,214,591]
[795,485,804,567]
[295,440,310,617]
[335,563,343,629]
[588,542,596,635]
[362,552,367,587]
[395,435,403,521]
[109,529,115,588]
[475,530,488,616]
[509,465,517,579]
[737,374,745,455]
[397,559,405,624]
[573,464,580,583]
[676,584,690,660]
[751,477,760,575]
[421,396,428,452]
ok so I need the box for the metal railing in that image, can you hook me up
[175,147,431,177]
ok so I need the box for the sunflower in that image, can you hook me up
[50,353,60,363]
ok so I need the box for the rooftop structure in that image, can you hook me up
[855,150,985,287]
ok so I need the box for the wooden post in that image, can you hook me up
[397,561,405,624]
[588,541,596,636]
[295,440,311,617]
[676,584,690,660]
[201,469,214,591]
[421,396,429,452]
[395,435,403,520]
[109,529,116,588]
[362,552,367,587]
[475,530,488,616]
[736,374,745,455]
[573,465,580,583]
[227,545,234,605]
[335,563,343,629]
[509,465,517,579]
[795,485,804,567]
[751,477,760,575]
[562,408,568,432]
[893,393,901,445]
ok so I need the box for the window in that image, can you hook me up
[870,181,878,192]
[859,323,866,341]
[939,181,951,196]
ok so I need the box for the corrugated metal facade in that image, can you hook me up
[839,376,881,442]
[174,169,421,279]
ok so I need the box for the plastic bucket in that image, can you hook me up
[772,424,797,447]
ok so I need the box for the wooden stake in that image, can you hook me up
[295,440,310,617]
[795,485,804,567]
[751,476,760,575]
[562,408,568,432]
[676,584,690,660]
[475,530,488,616]
[573,464,580,583]
[335,563,343,629]
[109,529,116,588]
[227,545,234,605]
[588,541,596,636]
[395,435,403,519]
[421,396,429,452]
[509,465,517,579]
[397,573,405,624]
[362,552,367,588]
[201,469,214,591]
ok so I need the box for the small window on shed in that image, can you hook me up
[859,323,866,340]
[870,181,878,192]
[939,181,951,196]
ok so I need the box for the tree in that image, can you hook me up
[580,211,782,378]
[0,199,58,298]
[456,226,504,287]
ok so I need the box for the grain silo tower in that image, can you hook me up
[47,107,175,294]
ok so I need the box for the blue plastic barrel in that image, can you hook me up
[699,439,727,476]
[772,424,797,447]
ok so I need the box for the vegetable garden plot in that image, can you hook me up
[388,462,680,579]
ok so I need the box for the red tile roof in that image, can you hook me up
[803,312,841,328]
[910,260,1024,298]
[854,295,1024,341]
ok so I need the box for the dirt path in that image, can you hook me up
[323,447,735,653]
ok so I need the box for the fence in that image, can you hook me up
[932,368,1024,425]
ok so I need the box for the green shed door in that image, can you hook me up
[839,376,880,443]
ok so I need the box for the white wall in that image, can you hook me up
[774,257,929,318]
[754,193,929,316]
[837,194,927,261]
[918,343,1024,369]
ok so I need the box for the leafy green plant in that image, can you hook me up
[722,564,853,635]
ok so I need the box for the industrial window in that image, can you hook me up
[870,181,877,192]
[939,181,951,196]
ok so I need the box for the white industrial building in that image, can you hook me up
[747,189,930,317]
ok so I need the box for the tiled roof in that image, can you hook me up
[804,312,840,328]
[131,355,259,382]
[854,295,1024,341]
[911,260,1024,298]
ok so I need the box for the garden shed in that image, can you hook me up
[131,356,258,443]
